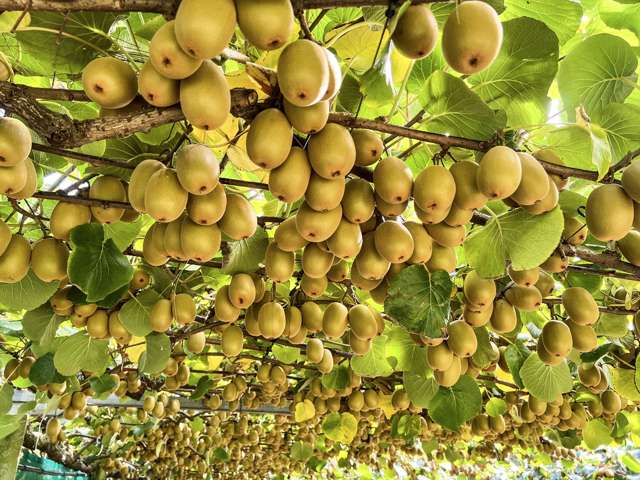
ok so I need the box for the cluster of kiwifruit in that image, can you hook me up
[0,117,36,200]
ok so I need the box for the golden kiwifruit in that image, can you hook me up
[50,202,92,241]
[290,325,308,345]
[489,298,517,333]
[187,183,226,225]
[300,274,327,298]
[74,303,97,318]
[162,219,187,260]
[327,260,349,282]
[578,363,601,387]
[301,301,323,333]
[622,160,640,203]
[89,175,127,224]
[172,293,196,325]
[444,204,474,227]
[245,305,261,336]
[354,232,391,280]
[535,270,555,297]
[236,0,294,50]
[476,146,522,200]
[187,331,206,356]
[450,160,487,210]
[228,273,256,309]
[442,1,503,74]
[618,230,640,266]
[565,318,597,353]
[586,184,634,241]
[0,234,30,283]
[81,57,137,109]
[373,156,413,205]
[247,108,293,170]
[349,304,377,340]
[307,123,356,179]
[463,271,496,310]
[3,358,20,381]
[360,214,379,234]
[541,320,573,357]
[180,218,221,262]
[174,0,236,59]
[175,144,220,196]
[31,238,68,283]
[251,274,266,303]
[295,202,342,242]
[302,243,334,278]
[414,167,458,218]
[533,149,568,191]
[46,418,61,443]
[283,306,302,339]
[510,153,549,206]
[392,4,438,59]
[283,99,329,134]
[351,129,384,167]
[375,192,408,217]
[426,342,453,372]
[562,215,588,246]
[508,265,539,287]
[274,216,308,252]
[403,221,433,264]
[425,243,456,273]
[277,39,329,107]
[128,159,165,213]
[265,242,295,283]
[523,175,559,215]
[561,287,599,326]
[373,221,414,264]
[7,157,37,200]
[145,169,188,223]
[258,302,286,339]
[150,299,173,332]
[447,320,477,357]
[0,117,31,166]
[464,302,493,328]
[215,285,240,323]
[0,160,27,195]
[540,251,568,273]
[318,348,334,374]
[87,310,109,339]
[415,201,451,226]
[425,222,465,248]
[326,218,363,260]
[348,390,364,412]
[392,389,411,410]
[138,61,179,107]
[434,356,462,387]
[269,147,311,203]
[150,21,202,79]
[350,332,372,355]
[108,311,130,341]
[306,338,324,363]
[601,390,621,415]
[219,193,257,240]
[180,60,231,131]
[305,174,345,213]
[323,302,349,339]
[504,285,542,311]
[537,340,563,366]
[222,325,243,357]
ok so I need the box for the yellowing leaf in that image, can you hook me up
[127,336,146,364]
[295,400,316,423]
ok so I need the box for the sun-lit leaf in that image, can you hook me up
[428,376,482,431]
[519,353,573,401]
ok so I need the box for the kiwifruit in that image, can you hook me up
[87,310,109,339]
[283,306,303,339]
[31,238,68,283]
[180,60,231,131]
[449,160,487,210]
[476,146,522,200]
[0,117,32,166]
[219,193,257,240]
[375,192,408,217]
[537,340,563,366]
[508,265,540,287]
[0,234,31,283]
[306,338,324,364]
[274,216,308,252]
[305,173,345,212]
[258,302,286,339]
[81,57,137,109]
[447,320,477,357]
[7,158,37,200]
[265,242,295,283]
[425,222,465,248]
[247,108,293,170]
[145,169,188,223]
[50,202,92,241]
[318,348,335,374]
[172,293,196,325]
[295,202,342,242]
[187,183,227,225]
[128,159,165,213]
[509,152,550,206]
[369,280,388,304]
[326,218,363,259]
[327,260,349,283]
[504,285,542,311]
[442,1,503,74]
[46,418,61,443]
[214,285,240,323]
[88,176,127,224]
[180,219,221,262]
[601,390,621,415]
[463,270,496,310]
[245,305,261,336]
[618,230,640,266]
[392,4,438,59]
[404,221,433,264]
[0,221,11,258]
[425,243,456,273]
[283,99,329,135]
[302,243,335,278]
[578,363,601,387]
[174,0,236,59]
[307,123,356,179]
[322,302,349,339]
[354,232,391,280]
[373,221,414,264]
[540,251,568,273]
[150,21,202,79]
[522,175,559,215]
[349,304,378,340]
[323,49,342,101]
[162,220,186,260]
[561,287,599,326]
[349,332,371,355]
[108,311,130,342]
[0,156,27,195]
[535,270,555,297]
[137,61,179,108]
[277,39,329,107]
[464,302,493,328]
[351,129,384,167]
[562,215,588,246]
[374,156,413,205]
[392,389,411,410]
[228,273,256,309]
[426,342,454,372]
[150,299,173,332]
[301,301,323,333]
[622,161,640,202]
[565,318,596,353]
[236,0,293,50]
[348,390,364,412]
[489,299,517,333]
[175,144,220,196]
[541,320,573,357]
[434,356,462,387]
[269,147,311,203]
[300,274,327,298]
[222,325,243,357]
[586,184,634,241]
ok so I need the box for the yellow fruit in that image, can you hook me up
[301,301,323,333]
[373,221,414,264]
[562,216,588,246]
[342,178,375,224]
[522,176,558,215]
[50,202,92,241]
[8,157,37,200]
[175,144,220,196]
[447,320,477,357]
[180,60,230,131]
[284,100,330,135]
[222,325,243,357]
[81,57,137,109]
[108,311,130,340]
[0,160,27,195]
[326,218,363,260]
[180,219,221,262]
[274,216,308,252]
[150,299,173,332]
[31,238,68,283]
[541,320,573,358]
[87,310,109,339]
[349,304,377,340]
[586,184,634,241]
[354,232,390,280]
[138,61,179,107]
[175,0,236,59]
[295,202,342,242]
[476,146,522,200]
[562,287,599,326]
[173,293,196,325]
[463,270,496,310]
[622,160,640,202]
[450,160,487,210]
[215,285,240,323]
[300,274,327,298]
[128,160,165,213]
[0,234,31,283]
[89,176,127,224]
[566,319,596,353]
[236,0,294,50]
[145,169,188,223]
[302,243,334,279]
[307,338,324,364]
[434,356,462,387]
[187,183,227,225]
[489,299,517,333]
[265,242,295,283]
[277,39,329,107]
[504,285,542,311]
[322,302,348,339]
[374,156,413,205]
[269,147,311,204]
[0,117,32,166]
[307,123,356,179]
[424,222,465,248]
[510,152,549,206]
[218,193,257,240]
[392,5,438,59]
[618,230,640,266]
[258,302,286,339]
[247,108,293,170]
[508,265,539,287]
[426,342,454,372]
[425,243,456,273]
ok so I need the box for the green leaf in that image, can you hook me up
[485,398,508,417]
[0,415,21,441]
[139,333,171,374]
[0,382,12,416]
[322,412,358,444]
[68,224,134,302]
[385,266,452,338]
[621,453,640,474]
[580,343,615,363]
[350,335,394,378]
[469,17,558,126]
[291,441,314,462]
[221,227,268,275]
[593,103,640,163]
[557,33,637,118]
[504,341,531,388]
[119,289,162,337]
[595,313,630,338]
[403,372,438,409]
[321,365,350,390]
[53,332,110,376]
[464,207,564,278]
[0,270,59,311]
[502,0,582,44]
[600,1,640,40]
[407,48,445,94]
[470,327,493,369]
[419,71,502,141]
[29,353,64,386]
[191,376,214,401]
[519,353,573,401]
[582,419,613,449]
[428,376,482,431]
[22,305,61,350]
[89,373,118,396]
[103,217,146,252]
[385,325,428,373]
[0,414,25,478]
[613,367,640,401]
[211,447,230,462]
[272,344,302,365]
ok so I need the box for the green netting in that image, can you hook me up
[16,451,87,479]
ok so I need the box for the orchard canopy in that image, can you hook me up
[1,0,640,478]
